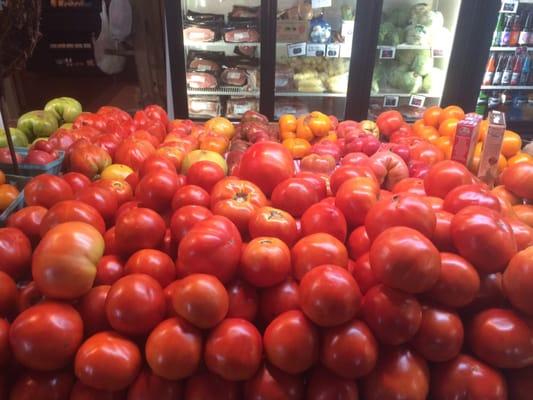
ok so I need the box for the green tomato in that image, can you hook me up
[17,110,59,139]
[0,127,29,148]
[44,97,82,123]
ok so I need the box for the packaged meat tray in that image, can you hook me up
[220,68,248,87]
[186,71,218,89]
[188,96,221,119]
[184,25,220,42]
[228,5,260,20]
[223,23,260,43]
[187,51,224,74]
[226,97,259,119]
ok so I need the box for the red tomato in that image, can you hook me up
[6,206,47,247]
[25,174,74,208]
[321,318,378,379]
[105,274,166,336]
[350,253,380,294]
[443,184,501,214]
[70,381,125,399]
[124,249,175,287]
[505,217,533,251]
[77,285,111,336]
[75,186,118,224]
[115,207,166,256]
[114,138,156,171]
[9,370,74,400]
[139,154,176,177]
[294,171,328,199]
[370,226,441,293]
[33,222,104,299]
[244,362,304,400]
[16,281,43,313]
[299,265,361,327]
[170,205,212,244]
[335,177,380,228]
[271,178,322,218]
[0,227,32,280]
[263,310,319,374]
[127,368,182,400]
[501,162,533,200]
[240,237,291,288]
[75,331,141,391]
[171,184,210,210]
[347,226,370,261]
[300,202,347,242]
[9,301,83,371]
[361,284,422,345]
[145,317,202,380]
[365,194,436,241]
[248,206,299,247]
[411,306,464,362]
[392,177,426,196]
[63,172,92,194]
[430,354,507,400]
[135,170,180,212]
[503,247,533,316]
[93,179,133,206]
[172,273,228,329]
[424,252,480,308]
[451,205,517,273]
[205,318,262,381]
[432,210,455,252]
[410,142,445,165]
[363,347,429,400]
[184,371,240,400]
[177,216,242,283]
[186,160,225,193]
[238,142,295,196]
[0,271,16,317]
[95,255,124,285]
[226,279,258,321]
[469,308,533,369]
[40,200,106,236]
[507,366,533,400]
[259,279,300,323]
[114,200,139,222]
[424,160,475,199]
[306,366,359,400]
[330,165,377,195]
[376,110,404,137]
[0,319,8,369]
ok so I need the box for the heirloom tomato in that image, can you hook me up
[424,160,475,198]
[93,178,133,206]
[40,200,106,236]
[114,138,156,171]
[170,205,212,243]
[62,172,91,193]
[135,169,180,212]
[350,253,380,294]
[347,226,370,260]
[114,207,166,256]
[271,178,322,218]
[171,184,210,210]
[335,177,380,228]
[443,183,501,214]
[241,237,291,288]
[301,202,347,242]
[186,160,225,193]
[0,227,32,280]
[248,206,299,247]
[25,174,74,208]
[503,247,533,315]
[501,161,533,200]
[75,186,118,224]
[124,249,175,288]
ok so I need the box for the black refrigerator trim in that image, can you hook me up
[345,0,383,121]
[260,0,277,120]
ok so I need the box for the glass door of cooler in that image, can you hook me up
[476,0,533,131]
[368,0,462,121]
[274,0,358,120]
[181,0,262,120]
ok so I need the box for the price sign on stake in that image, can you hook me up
[287,42,307,57]
[500,0,519,13]
[326,43,340,58]
[409,95,426,108]
[307,43,326,57]
[379,46,396,60]
[383,96,400,108]
[312,0,332,8]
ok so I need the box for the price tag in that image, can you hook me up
[500,0,519,13]
[379,46,396,59]
[383,96,400,108]
[432,48,445,58]
[312,0,332,8]
[307,43,326,57]
[409,95,426,108]
[287,42,307,57]
[326,43,340,58]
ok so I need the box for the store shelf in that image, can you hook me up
[481,85,533,90]
[184,40,260,49]
[490,46,533,51]
[377,44,433,51]
[275,91,347,97]
[370,92,441,98]
[187,87,260,96]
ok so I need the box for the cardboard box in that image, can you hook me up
[277,20,310,43]
[450,114,482,168]
[477,111,506,186]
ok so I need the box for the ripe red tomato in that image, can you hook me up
[501,161,533,200]
[291,233,348,280]
[350,253,380,294]
[114,207,166,256]
[370,226,441,293]
[75,186,118,224]
[0,227,32,280]
[33,222,104,299]
[186,160,225,193]
[451,205,517,273]
[248,206,299,247]
[95,255,124,285]
[210,178,268,234]
[0,319,10,367]
[240,237,291,288]
[238,142,295,197]
[424,160,475,199]
[392,177,426,196]
[410,142,445,165]
[105,274,166,336]
[365,194,436,241]
[177,216,242,283]
[6,206,47,247]
[443,183,501,214]
[205,318,262,381]
[411,306,464,362]
[40,200,106,236]
[507,366,533,400]
[170,205,212,244]
[335,177,380,228]
[77,285,111,336]
[226,279,258,321]
[432,210,455,252]
[145,317,202,380]
[376,110,404,137]
[244,362,304,400]
[75,331,141,391]
[300,202,347,242]
[25,174,74,208]
[171,184,210,210]
[306,366,359,400]
[9,370,74,400]
[321,318,378,379]
[63,172,92,194]
[127,368,182,400]
[505,216,533,251]
[361,284,422,345]
[430,354,507,400]
[363,347,429,400]
[263,310,319,374]
[172,273,229,329]
[503,247,533,316]
[135,170,180,212]
[347,226,370,260]
[70,380,126,399]
[299,265,361,327]
[93,179,133,206]
[9,301,83,371]
[0,271,16,317]
[114,138,156,171]
[184,371,240,400]
[124,249,175,288]
[329,165,377,195]
[271,178,322,218]
[424,252,480,308]
[294,171,328,199]
[16,281,43,313]
[259,279,300,323]
[139,154,176,176]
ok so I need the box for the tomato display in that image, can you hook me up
[24,174,74,208]
[0,227,32,280]
[114,207,166,256]
[240,237,291,288]
[124,249,176,287]
[248,206,299,247]
[39,200,106,236]
[244,362,304,400]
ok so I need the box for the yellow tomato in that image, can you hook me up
[205,117,235,140]
[507,152,533,166]
[279,114,297,133]
[296,116,314,141]
[282,138,311,159]
[101,164,134,180]
[280,130,297,141]
[501,130,522,158]
[181,149,228,175]
[307,111,331,137]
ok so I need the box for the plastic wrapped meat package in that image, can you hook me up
[186,71,218,89]
[183,11,224,42]
[188,96,221,118]
[226,97,259,119]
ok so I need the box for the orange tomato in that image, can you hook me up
[296,116,314,141]
[0,184,19,211]
[513,204,533,227]
[470,154,480,174]
[306,111,331,137]
[190,125,208,138]
[413,119,426,136]
[280,130,297,141]
[492,185,521,206]
[0,170,5,185]
[438,118,459,139]
[501,130,522,158]
[282,138,311,159]
[434,136,452,159]
[507,152,533,166]
[423,106,442,128]
[438,105,465,124]
[199,133,229,154]
[478,120,489,142]
[279,114,297,133]
[497,153,507,173]
[416,125,439,143]
[474,142,483,156]
[101,164,134,180]
[205,117,235,140]
[320,132,338,142]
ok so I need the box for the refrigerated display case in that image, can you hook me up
[368,0,463,121]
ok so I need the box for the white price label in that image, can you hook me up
[306,43,326,57]
[312,0,332,8]
[409,95,426,108]
[379,46,396,59]
[432,48,445,58]
[500,0,519,13]
[326,43,340,58]
[383,96,400,108]
[287,42,307,57]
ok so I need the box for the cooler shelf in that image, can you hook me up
[481,85,533,90]
[371,92,441,98]
[187,87,260,96]
[275,91,347,97]
[184,40,260,49]
[490,46,533,51]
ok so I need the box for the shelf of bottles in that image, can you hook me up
[477,1,533,121]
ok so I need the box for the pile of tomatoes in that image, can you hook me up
[0,105,533,400]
